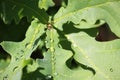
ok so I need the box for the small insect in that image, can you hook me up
[47,23,52,30]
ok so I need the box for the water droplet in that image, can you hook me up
[13,66,18,72]
[45,74,53,80]
[54,72,58,76]
[25,43,31,48]
[73,43,77,47]
[50,47,55,52]
[45,40,48,43]
[3,74,8,80]
[110,68,113,72]
[15,57,19,61]
[50,39,54,43]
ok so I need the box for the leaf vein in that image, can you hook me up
[54,1,119,24]
[66,35,112,80]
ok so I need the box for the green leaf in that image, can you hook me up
[54,0,120,36]
[53,48,93,80]
[1,0,120,80]
[37,48,93,80]
[37,47,93,80]
[0,0,48,24]
[66,31,120,80]
[39,0,55,10]
[22,59,45,80]
[0,19,45,80]
[0,59,10,73]
[36,29,93,80]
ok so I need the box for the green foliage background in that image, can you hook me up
[0,0,120,80]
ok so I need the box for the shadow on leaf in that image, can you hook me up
[22,67,52,80]
[55,22,98,75]
[62,22,97,37]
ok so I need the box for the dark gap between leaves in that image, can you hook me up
[0,46,11,69]
[46,6,60,16]
[47,0,68,17]
[0,46,11,60]
[22,66,51,80]
[53,0,62,7]
[30,33,47,60]
[62,21,97,37]
[66,57,96,75]
[62,21,119,42]
[71,59,96,75]
[0,17,30,42]
[81,19,87,22]
[79,63,96,75]
[46,0,61,16]
[95,20,101,24]
[54,26,75,53]
[66,58,79,69]
[30,47,45,60]
[53,0,68,7]
[95,23,119,42]
[55,22,98,74]
[62,22,80,34]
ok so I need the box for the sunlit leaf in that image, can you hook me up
[66,31,120,80]
[54,0,120,37]
[0,19,45,80]
[39,0,55,10]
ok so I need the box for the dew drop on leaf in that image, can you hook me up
[54,72,58,76]
[110,68,113,72]
[45,74,53,80]
[15,57,19,61]
[13,66,18,72]
[25,43,31,48]
[3,74,8,80]
[45,40,48,43]
[50,39,54,43]
[50,47,55,52]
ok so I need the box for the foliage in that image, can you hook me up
[0,0,120,80]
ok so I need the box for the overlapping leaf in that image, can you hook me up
[39,0,55,10]
[53,0,120,79]
[36,29,93,80]
[37,48,93,80]
[0,0,120,80]
[0,19,45,80]
[54,0,120,37]
[65,31,120,80]
[0,0,49,24]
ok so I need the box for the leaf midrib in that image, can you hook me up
[66,35,112,80]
